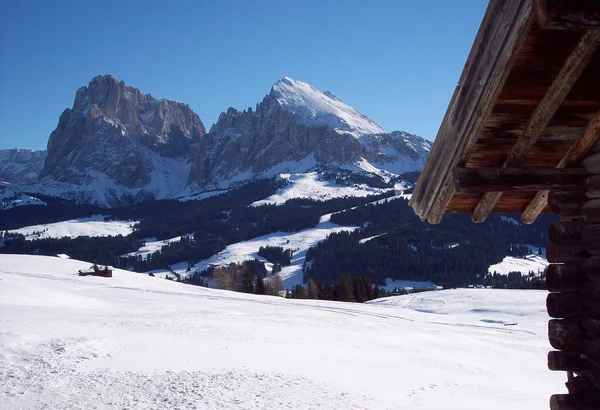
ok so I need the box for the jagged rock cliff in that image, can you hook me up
[38,75,206,205]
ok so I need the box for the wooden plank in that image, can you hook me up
[550,393,600,410]
[549,221,600,245]
[523,111,600,223]
[549,318,583,351]
[583,153,600,173]
[548,292,583,318]
[453,167,588,193]
[548,191,588,217]
[548,351,589,371]
[540,0,600,29]
[410,0,534,222]
[582,199,600,223]
[547,243,600,263]
[587,175,600,198]
[472,30,600,223]
[547,264,583,292]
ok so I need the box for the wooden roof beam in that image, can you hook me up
[522,110,600,224]
[453,167,589,193]
[534,0,600,30]
[410,0,534,224]
[471,30,600,223]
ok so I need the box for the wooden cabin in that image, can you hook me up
[409,1,600,408]
[78,265,113,278]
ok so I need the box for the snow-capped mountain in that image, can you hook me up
[0,149,46,184]
[188,77,430,189]
[36,74,206,206]
[5,75,429,207]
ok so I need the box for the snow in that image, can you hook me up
[123,234,194,260]
[8,215,137,240]
[178,213,356,289]
[500,216,522,226]
[0,190,47,210]
[272,77,385,138]
[359,233,386,244]
[0,254,564,409]
[488,252,548,276]
[252,172,390,206]
[177,189,228,202]
[379,278,438,292]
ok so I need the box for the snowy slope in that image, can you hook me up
[0,149,46,184]
[158,213,356,289]
[0,254,563,409]
[8,215,137,240]
[272,77,385,137]
[123,234,193,260]
[252,172,391,206]
[0,184,47,210]
[488,254,548,276]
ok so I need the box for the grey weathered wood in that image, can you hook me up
[472,30,600,223]
[583,153,600,174]
[410,0,534,222]
[453,167,589,193]
[582,199,600,223]
[522,111,600,224]
[586,175,600,198]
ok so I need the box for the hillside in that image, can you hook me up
[0,254,563,409]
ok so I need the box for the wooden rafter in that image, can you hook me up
[522,110,600,224]
[471,30,600,223]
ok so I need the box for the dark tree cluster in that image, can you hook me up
[305,197,553,289]
[485,269,546,289]
[258,246,293,266]
[286,276,380,303]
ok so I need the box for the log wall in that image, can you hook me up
[547,153,600,410]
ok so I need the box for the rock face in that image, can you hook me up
[0,149,46,184]
[39,75,206,205]
[188,77,430,188]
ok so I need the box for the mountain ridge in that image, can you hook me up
[2,75,430,207]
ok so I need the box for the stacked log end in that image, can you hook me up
[547,153,600,410]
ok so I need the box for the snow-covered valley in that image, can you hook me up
[1,254,563,409]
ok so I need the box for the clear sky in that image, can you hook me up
[0,0,488,150]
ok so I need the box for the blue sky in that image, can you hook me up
[0,0,487,150]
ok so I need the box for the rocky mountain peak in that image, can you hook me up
[268,77,385,138]
[38,75,207,206]
[188,77,428,189]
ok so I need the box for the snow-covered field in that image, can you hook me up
[8,215,137,240]
[252,172,390,206]
[0,254,563,409]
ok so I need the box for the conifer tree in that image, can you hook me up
[255,275,266,295]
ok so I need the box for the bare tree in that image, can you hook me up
[266,274,284,296]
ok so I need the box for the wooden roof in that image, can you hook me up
[410,0,600,225]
